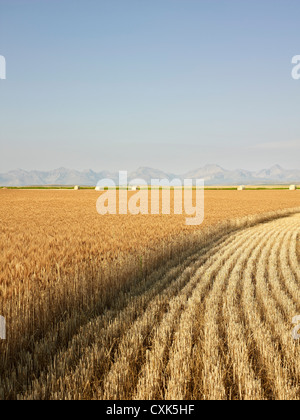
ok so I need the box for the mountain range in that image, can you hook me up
[0,165,299,186]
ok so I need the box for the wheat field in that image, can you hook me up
[0,190,299,400]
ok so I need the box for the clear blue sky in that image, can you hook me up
[0,0,299,173]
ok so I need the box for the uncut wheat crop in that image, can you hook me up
[0,189,299,400]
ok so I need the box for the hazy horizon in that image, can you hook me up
[1,162,300,175]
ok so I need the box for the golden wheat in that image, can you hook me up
[0,189,299,400]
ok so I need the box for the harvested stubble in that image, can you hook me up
[0,190,299,400]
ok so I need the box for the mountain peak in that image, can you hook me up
[270,164,284,171]
[203,164,225,170]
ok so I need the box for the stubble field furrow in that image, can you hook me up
[17,213,300,400]
[99,229,254,400]
[1,188,299,401]
[164,225,270,400]
[21,228,244,400]
[134,228,260,400]
[242,217,300,399]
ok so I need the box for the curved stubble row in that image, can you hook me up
[8,213,300,400]
[242,216,300,400]
[138,217,299,401]
[79,219,298,400]
[18,229,240,399]
[133,215,300,400]
[133,227,260,400]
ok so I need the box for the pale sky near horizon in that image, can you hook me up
[0,0,299,173]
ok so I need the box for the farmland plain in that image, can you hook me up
[0,189,299,399]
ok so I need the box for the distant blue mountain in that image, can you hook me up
[0,164,299,186]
